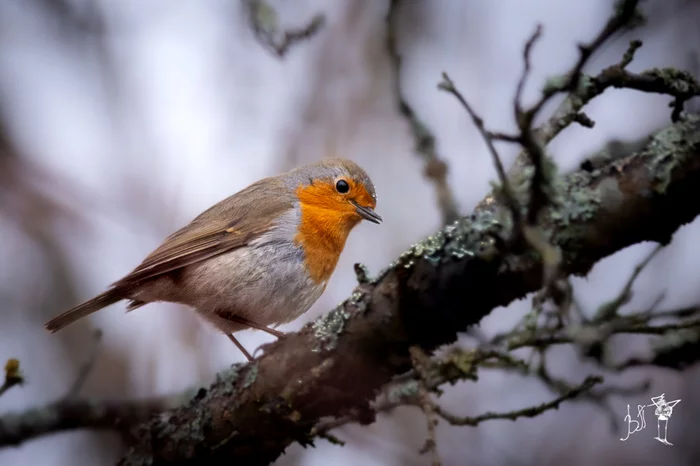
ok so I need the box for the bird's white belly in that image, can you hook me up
[183,243,326,333]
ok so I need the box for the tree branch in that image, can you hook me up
[243,0,324,58]
[0,395,186,448]
[111,114,700,465]
[429,375,602,427]
[410,347,442,466]
[0,329,189,448]
[386,0,460,225]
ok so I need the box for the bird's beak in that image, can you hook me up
[351,200,382,224]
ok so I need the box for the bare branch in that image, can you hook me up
[244,0,324,58]
[319,355,602,432]
[498,313,700,352]
[65,329,103,399]
[613,326,700,371]
[566,0,644,92]
[386,0,460,225]
[438,73,522,233]
[514,24,550,227]
[416,384,440,465]
[514,24,544,120]
[410,347,442,466]
[593,244,663,322]
[431,375,602,426]
[521,0,643,124]
[0,331,188,447]
[440,4,645,322]
[0,360,24,398]
[0,394,187,447]
[501,1,680,317]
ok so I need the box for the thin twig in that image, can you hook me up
[0,393,188,447]
[487,131,522,143]
[431,375,602,426]
[515,26,550,226]
[516,0,642,204]
[537,40,641,146]
[593,244,664,322]
[316,372,606,435]
[387,0,460,225]
[536,354,621,430]
[522,0,641,123]
[566,0,642,93]
[244,0,325,58]
[513,24,544,120]
[504,3,643,317]
[438,73,522,233]
[417,386,441,466]
[65,329,103,399]
[500,316,700,351]
[0,360,24,398]
[317,431,346,447]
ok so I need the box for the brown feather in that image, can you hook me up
[45,177,294,333]
[113,177,293,287]
[45,289,123,333]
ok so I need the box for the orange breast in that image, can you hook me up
[294,184,359,284]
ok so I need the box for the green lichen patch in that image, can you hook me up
[443,209,504,262]
[393,207,505,271]
[506,152,560,215]
[550,174,601,226]
[645,115,700,194]
[353,263,371,283]
[413,231,447,266]
[243,364,259,388]
[385,379,420,404]
[211,364,242,398]
[312,306,351,352]
[542,74,570,97]
[387,182,536,287]
[152,411,178,438]
[640,67,700,96]
[347,288,369,314]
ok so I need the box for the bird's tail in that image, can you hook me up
[45,288,124,333]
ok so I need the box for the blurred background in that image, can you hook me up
[1,0,699,465]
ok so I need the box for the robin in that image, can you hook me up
[44,158,381,361]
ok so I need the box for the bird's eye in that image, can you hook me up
[335,179,350,194]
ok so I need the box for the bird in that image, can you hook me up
[44,158,381,361]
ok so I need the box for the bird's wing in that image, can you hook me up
[113,178,293,287]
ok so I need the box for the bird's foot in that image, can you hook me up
[216,312,285,338]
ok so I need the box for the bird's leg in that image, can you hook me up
[235,317,284,338]
[227,333,253,362]
[216,311,285,338]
